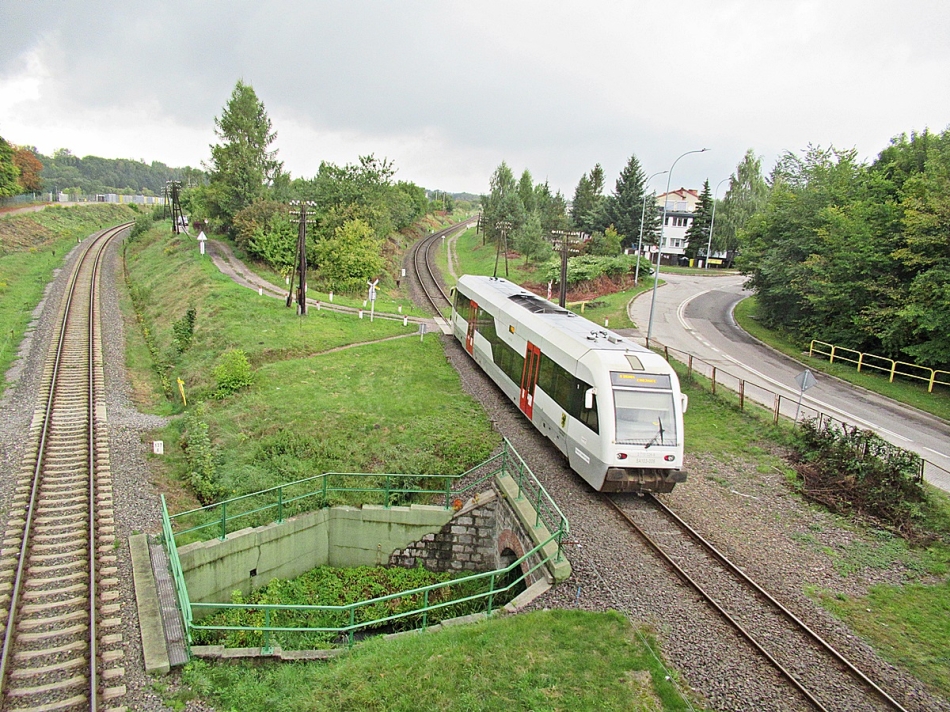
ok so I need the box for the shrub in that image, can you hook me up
[129,212,154,240]
[172,307,197,354]
[180,407,224,504]
[213,349,254,398]
[791,419,928,537]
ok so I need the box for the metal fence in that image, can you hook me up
[642,337,950,487]
[162,438,569,653]
[809,340,950,394]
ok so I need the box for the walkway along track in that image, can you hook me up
[604,494,908,711]
[408,218,476,316]
[0,223,132,711]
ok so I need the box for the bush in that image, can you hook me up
[213,349,254,398]
[791,419,928,538]
[129,212,154,240]
[172,307,197,354]
[180,406,224,504]
[541,254,638,286]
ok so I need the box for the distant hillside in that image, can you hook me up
[31,148,205,196]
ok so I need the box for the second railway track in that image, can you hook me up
[0,223,131,712]
[605,493,908,712]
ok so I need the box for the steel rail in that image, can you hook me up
[0,223,131,711]
[410,219,475,315]
[645,493,907,711]
[603,494,907,712]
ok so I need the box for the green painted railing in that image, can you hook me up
[188,534,556,652]
[160,438,569,654]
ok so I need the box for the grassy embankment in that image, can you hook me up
[131,220,949,706]
[0,203,139,396]
[731,295,950,697]
[128,220,705,710]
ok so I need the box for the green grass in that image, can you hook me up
[821,582,950,698]
[733,296,950,422]
[174,610,697,712]
[0,204,140,396]
[124,221,500,513]
[443,227,658,329]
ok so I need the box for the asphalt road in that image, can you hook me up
[625,271,950,493]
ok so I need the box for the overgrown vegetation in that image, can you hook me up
[124,221,498,507]
[789,419,930,539]
[191,565,520,650]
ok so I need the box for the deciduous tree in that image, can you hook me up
[13,146,42,192]
[0,136,20,197]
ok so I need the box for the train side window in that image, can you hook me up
[579,391,598,433]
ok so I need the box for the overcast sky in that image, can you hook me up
[2,1,948,198]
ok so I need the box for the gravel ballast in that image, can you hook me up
[1,230,945,711]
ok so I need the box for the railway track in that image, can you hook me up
[407,219,475,315]
[0,223,131,711]
[604,494,907,712]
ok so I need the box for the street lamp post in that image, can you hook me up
[705,177,729,269]
[647,148,709,341]
[634,170,668,286]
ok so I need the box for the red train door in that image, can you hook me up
[465,301,478,354]
[520,343,541,418]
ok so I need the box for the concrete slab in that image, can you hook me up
[129,534,170,675]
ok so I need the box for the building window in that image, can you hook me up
[672,216,689,227]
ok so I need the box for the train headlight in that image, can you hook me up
[664,455,675,462]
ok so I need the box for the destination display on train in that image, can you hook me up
[610,372,672,389]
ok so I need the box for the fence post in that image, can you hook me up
[262,609,273,655]
[664,346,670,362]
[688,354,693,379]
[422,589,430,628]
[277,487,283,523]
[739,380,745,410]
[857,352,864,373]
[809,340,815,357]
[773,395,781,425]
[219,501,227,541]
[829,345,836,364]
[711,367,717,395]
[928,370,936,393]
[889,359,897,383]
[487,572,496,615]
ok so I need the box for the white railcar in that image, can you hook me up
[452,275,688,493]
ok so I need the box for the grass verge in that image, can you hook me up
[171,610,695,712]
[0,204,139,395]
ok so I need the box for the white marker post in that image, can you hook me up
[367,278,379,322]
[197,230,207,255]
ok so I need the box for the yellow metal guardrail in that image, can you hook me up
[809,340,950,393]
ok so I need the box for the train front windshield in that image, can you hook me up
[613,389,678,446]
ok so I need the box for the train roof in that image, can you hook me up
[457,275,656,361]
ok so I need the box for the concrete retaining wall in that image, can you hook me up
[178,504,453,616]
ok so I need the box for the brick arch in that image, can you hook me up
[498,528,525,564]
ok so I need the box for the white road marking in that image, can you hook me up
[925,447,949,459]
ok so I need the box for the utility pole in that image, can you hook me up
[493,220,512,278]
[288,201,316,316]
[548,230,585,307]
[166,180,184,234]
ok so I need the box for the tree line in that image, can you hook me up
[739,130,950,370]
[0,137,199,197]
[181,80,446,294]
[485,130,949,371]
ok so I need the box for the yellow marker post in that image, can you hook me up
[177,377,187,406]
